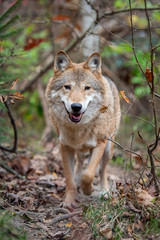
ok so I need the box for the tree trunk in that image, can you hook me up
[81,0,99,58]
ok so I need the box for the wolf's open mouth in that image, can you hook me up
[69,112,83,123]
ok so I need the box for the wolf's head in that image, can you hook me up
[47,51,105,125]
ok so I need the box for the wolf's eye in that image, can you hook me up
[85,86,91,90]
[64,85,71,90]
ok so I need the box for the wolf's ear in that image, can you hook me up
[54,50,72,72]
[84,52,101,73]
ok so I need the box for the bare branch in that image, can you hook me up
[104,135,144,163]
[47,211,81,225]
[143,0,160,194]
[129,0,145,76]
[0,98,17,153]
[0,159,24,179]
[147,147,159,194]
[101,7,160,19]
[154,92,160,98]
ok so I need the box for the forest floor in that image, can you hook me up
[0,141,160,240]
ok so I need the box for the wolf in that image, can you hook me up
[46,50,121,207]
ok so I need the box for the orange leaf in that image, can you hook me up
[24,38,47,51]
[145,67,153,82]
[120,91,130,103]
[52,15,71,21]
[10,92,24,100]
[65,222,72,227]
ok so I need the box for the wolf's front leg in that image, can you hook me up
[61,144,76,207]
[81,142,106,195]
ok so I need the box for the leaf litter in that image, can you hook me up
[0,143,159,240]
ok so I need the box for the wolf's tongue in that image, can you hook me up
[71,113,81,120]
[69,113,82,123]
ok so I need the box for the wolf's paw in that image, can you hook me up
[62,200,78,209]
[81,174,93,195]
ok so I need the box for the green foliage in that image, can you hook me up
[145,215,160,235]
[102,0,160,99]
[0,0,22,145]
[84,196,126,239]
[0,0,22,40]
[84,195,160,239]
[0,210,26,240]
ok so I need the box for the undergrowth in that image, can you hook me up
[84,192,160,240]
[0,210,26,240]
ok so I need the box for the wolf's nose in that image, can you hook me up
[71,103,82,112]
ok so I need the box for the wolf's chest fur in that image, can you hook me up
[59,124,97,151]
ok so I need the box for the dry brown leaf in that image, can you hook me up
[8,155,31,175]
[99,224,113,239]
[10,92,24,100]
[127,224,133,235]
[135,188,154,206]
[120,91,130,103]
[80,222,88,229]
[127,201,141,213]
[0,95,7,103]
[145,67,153,82]
[99,105,108,113]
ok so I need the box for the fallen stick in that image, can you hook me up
[47,210,81,225]
[0,160,24,179]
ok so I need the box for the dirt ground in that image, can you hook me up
[0,142,126,240]
[0,142,159,240]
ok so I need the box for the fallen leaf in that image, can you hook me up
[135,188,154,206]
[8,155,31,175]
[120,91,130,103]
[99,224,112,239]
[127,224,133,236]
[30,154,48,174]
[127,201,141,213]
[52,172,58,178]
[80,222,88,229]
[65,222,72,227]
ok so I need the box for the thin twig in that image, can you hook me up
[104,135,144,162]
[144,0,159,194]
[101,7,160,19]
[147,147,159,194]
[0,159,24,179]
[129,0,145,76]
[47,210,81,225]
[154,93,160,98]
[0,98,17,153]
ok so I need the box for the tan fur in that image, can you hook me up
[46,51,121,207]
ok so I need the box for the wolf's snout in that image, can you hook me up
[71,103,82,113]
